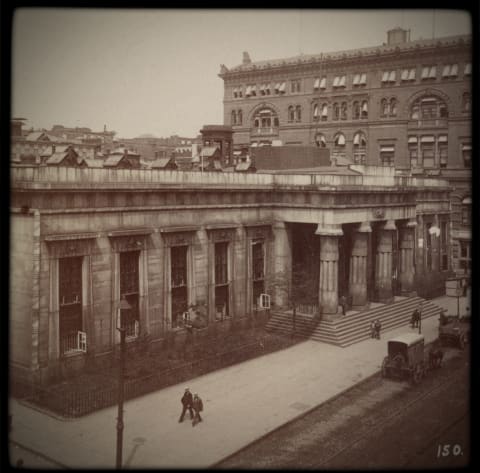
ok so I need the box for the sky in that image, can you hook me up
[11,8,472,139]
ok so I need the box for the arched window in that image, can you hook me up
[313,103,319,120]
[252,107,279,132]
[315,133,326,148]
[341,102,347,120]
[288,106,295,122]
[333,103,340,121]
[231,110,237,125]
[361,101,368,119]
[381,98,389,117]
[353,101,360,120]
[321,103,328,121]
[238,110,243,125]
[410,96,449,120]
[462,92,471,112]
[334,132,346,147]
[389,98,397,117]
[295,105,302,122]
[353,131,366,164]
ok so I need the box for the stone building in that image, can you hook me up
[10,165,451,386]
[218,28,471,275]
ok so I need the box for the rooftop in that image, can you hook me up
[221,33,471,75]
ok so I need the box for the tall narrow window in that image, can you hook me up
[315,133,326,148]
[381,99,389,117]
[353,132,366,164]
[459,241,471,274]
[333,103,339,121]
[408,136,418,167]
[420,136,435,168]
[238,110,243,125]
[353,101,360,120]
[440,221,449,271]
[231,110,237,125]
[313,103,319,120]
[389,98,397,117]
[252,241,265,308]
[361,101,368,119]
[59,256,83,355]
[171,246,188,328]
[462,93,471,112]
[295,105,302,122]
[321,103,328,121]
[120,251,140,337]
[425,223,432,271]
[288,106,295,122]
[462,144,471,168]
[215,242,229,320]
[341,102,347,120]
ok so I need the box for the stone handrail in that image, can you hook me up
[10,166,450,190]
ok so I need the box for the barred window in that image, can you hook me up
[215,242,228,285]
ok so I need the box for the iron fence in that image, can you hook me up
[16,334,287,418]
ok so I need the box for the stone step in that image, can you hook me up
[266,297,443,347]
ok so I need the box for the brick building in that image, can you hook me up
[219,28,471,275]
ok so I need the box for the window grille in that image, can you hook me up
[259,294,271,309]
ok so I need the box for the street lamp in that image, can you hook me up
[116,296,131,470]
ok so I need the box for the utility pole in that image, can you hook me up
[116,297,130,469]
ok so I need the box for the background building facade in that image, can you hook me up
[219,28,471,275]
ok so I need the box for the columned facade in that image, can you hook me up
[349,222,370,308]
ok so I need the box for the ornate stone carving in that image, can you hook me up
[373,208,385,219]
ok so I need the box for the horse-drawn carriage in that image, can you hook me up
[381,333,443,385]
[439,314,470,349]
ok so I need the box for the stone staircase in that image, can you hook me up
[265,296,443,347]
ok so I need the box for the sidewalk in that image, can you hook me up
[8,295,470,469]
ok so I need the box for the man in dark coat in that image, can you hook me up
[374,319,382,339]
[178,388,194,423]
[192,393,203,427]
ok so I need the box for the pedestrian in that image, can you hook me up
[192,393,204,427]
[374,319,382,339]
[370,320,376,338]
[411,304,421,328]
[178,388,194,423]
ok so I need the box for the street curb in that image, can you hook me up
[210,368,382,468]
[9,440,71,469]
[210,338,440,468]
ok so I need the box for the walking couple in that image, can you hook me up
[178,388,204,427]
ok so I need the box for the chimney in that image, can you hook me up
[387,27,408,45]
[242,51,251,65]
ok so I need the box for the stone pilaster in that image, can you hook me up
[399,220,416,294]
[430,215,440,272]
[316,224,343,315]
[349,222,370,307]
[375,220,395,302]
[272,221,291,308]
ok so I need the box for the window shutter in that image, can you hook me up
[464,63,471,75]
[421,67,429,79]
[388,70,396,82]
[313,78,320,89]
[442,65,451,77]
[428,66,436,78]
[382,71,389,82]
[450,64,458,76]
[319,77,326,89]
[333,76,340,87]
[401,69,409,81]
[408,68,416,80]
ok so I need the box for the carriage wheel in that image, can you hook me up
[381,356,389,378]
[412,364,423,385]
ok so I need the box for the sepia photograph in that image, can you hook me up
[8,7,472,469]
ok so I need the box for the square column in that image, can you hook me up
[316,224,343,315]
[375,220,396,303]
[349,222,371,308]
[399,219,416,294]
[272,221,292,308]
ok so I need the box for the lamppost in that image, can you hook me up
[116,296,131,470]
